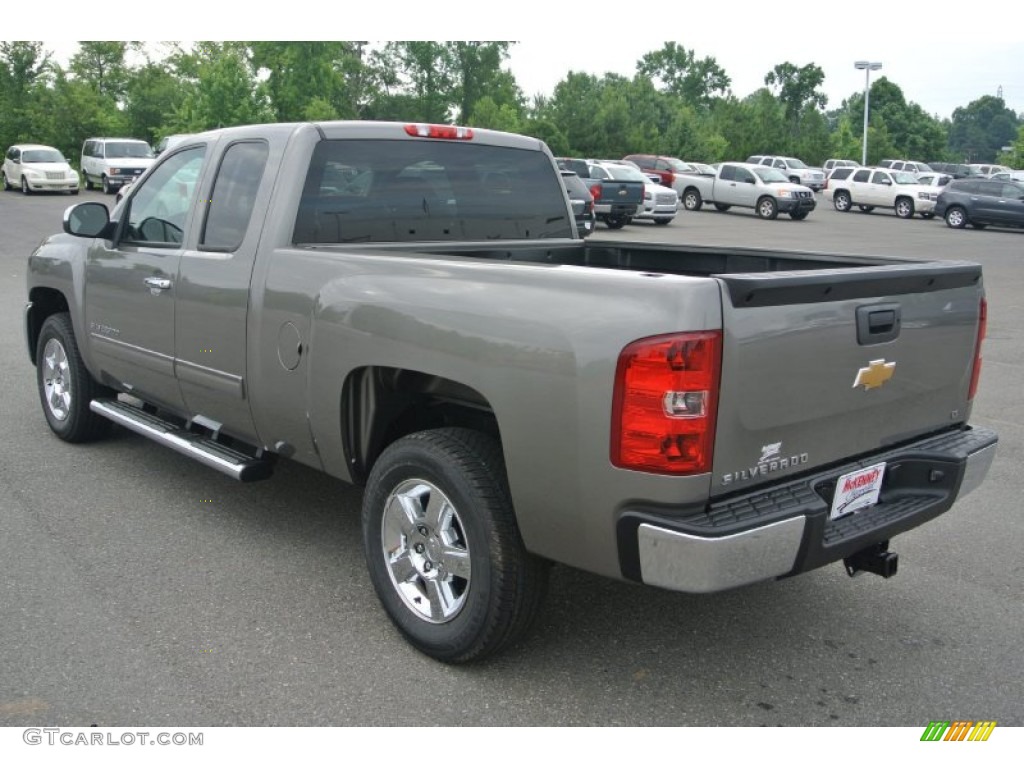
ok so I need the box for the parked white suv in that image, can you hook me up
[3,144,79,194]
[746,155,825,191]
[824,166,935,219]
[80,137,156,194]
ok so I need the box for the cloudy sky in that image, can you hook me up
[42,0,1024,120]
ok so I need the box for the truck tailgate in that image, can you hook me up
[710,262,984,496]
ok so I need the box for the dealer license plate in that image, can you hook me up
[829,462,886,521]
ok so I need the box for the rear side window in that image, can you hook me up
[295,139,574,244]
[719,165,736,181]
[200,141,269,251]
[853,169,871,182]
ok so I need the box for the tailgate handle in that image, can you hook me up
[857,303,901,345]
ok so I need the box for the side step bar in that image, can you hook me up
[90,398,274,482]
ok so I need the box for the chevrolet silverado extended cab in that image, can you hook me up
[26,121,996,663]
[679,162,817,219]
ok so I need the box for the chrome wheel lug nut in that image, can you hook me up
[414,543,425,554]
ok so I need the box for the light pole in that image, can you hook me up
[854,61,882,165]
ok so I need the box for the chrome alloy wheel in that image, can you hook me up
[381,479,471,623]
[42,338,72,421]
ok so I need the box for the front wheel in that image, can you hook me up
[833,191,852,212]
[713,203,731,212]
[894,197,915,219]
[362,428,548,663]
[945,206,968,229]
[1,171,10,190]
[35,313,113,442]
[756,196,778,220]
[83,171,93,191]
[101,175,113,195]
[682,188,702,211]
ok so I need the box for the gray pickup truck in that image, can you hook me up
[26,121,996,663]
[678,162,817,219]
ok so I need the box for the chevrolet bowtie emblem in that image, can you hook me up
[853,359,896,390]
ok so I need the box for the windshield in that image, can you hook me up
[753,166,788,183]
[106,141,154,159]
[605,164,649,182]
[667,158,692,172]
[783,158,808,169]
[23,149,65,163]
[893,172,919,184]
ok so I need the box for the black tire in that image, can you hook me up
[833,191,852,212]
[604,215,626,229]
[1,171,10,190]
[790,211,809,220]
[713,203,731,212]
[35,313,114,443]
[83,171,93,191]
[894,197,914,219]
[756,196,778,220]
[945,206,968,229]
[101,175,113,195]
[858,205,875,213]
[682,188,702,211]
[362,428,548,663]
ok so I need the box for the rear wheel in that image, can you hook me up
[604,215,626,229]
[362,428,548,663]
[682,188,702,211]
[756,196,778,220]
[945,206,968,229]
[35,313,113,443]
[713,203,731,212]
[833,191,852,212]
[894,197,914,219]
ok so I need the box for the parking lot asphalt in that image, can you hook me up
[0,189,1020,727]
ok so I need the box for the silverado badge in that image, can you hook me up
[853,359,896,390]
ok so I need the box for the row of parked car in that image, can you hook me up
[2,135,191,196]
[823,164,1024,229]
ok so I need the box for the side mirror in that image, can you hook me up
[64,202,112,238]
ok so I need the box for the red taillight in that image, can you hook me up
[968,297,987,400]
[403,123,474,140]
[590,185,602,201]
[611,331,722,475]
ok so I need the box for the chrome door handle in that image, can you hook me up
[144,277,172,291]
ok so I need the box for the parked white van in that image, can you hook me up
[80,138,155,194]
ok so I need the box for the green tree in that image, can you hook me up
[948,95,1020,162]
[69,41,138,100]
[449,42,519,124]
[764,62,826,140]
[0,41,52,149]
[249,42,348,122]
[169,42,271,132]
[636,42,730,109]
[123,61,185,143]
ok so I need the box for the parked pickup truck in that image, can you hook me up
[556,156,644,228]
[678,161,817,219]
[27,121,996,663]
